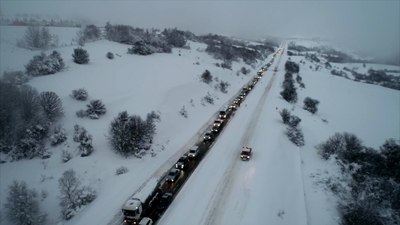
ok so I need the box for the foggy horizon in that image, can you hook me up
[1,0,399,61]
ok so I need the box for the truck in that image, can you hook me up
[122,178,160,225]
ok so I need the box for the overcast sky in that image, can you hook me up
[1,0,399,60]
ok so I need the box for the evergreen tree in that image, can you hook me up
[5,180,46,225]
[71,88,88,101]
[72,48,89,64]
[201,70,212,84]
[303,97,320,114]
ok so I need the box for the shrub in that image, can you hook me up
[76,109,87,118]
[162,28,186,48]
[286,126,304,147]
[221,61,232,70]
[115,166,128,175]
[61,150,72,163]
[106,52,114,59]
[86,100,106,119]
[179,106,188,118]
[280,109,291,124]
[303,97,320,114]
[25,51,65,76]
[72,48,89,64]
[50,127,67,146]
[202,93,214,105]
[201,70,213,84]
[71,88,88,101]
[317,133,363,163]
[288,115,301,128]
[240,67,250,75]
[72,125,93,157]
[217,81,230,93]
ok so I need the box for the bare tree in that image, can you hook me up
[18,26,56,50]
[58,169,82,220]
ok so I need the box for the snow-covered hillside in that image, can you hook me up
[1,26,399,225]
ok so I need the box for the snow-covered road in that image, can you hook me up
[158,43,309,225]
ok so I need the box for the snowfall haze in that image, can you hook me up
[1,0,399,62]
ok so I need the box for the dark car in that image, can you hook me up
[175,156,189,170]
[203,132,214,143]
[165,168,181,183]
[218,111,227,119]
[157,192,173,211]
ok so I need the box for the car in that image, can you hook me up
[175,156,189,170]
[229,103,239,110]
[218,111,227,119]
[138,217,153,225]
[188,145,200,158]
[213,119,223,127]
[240,146,252,161]
[165,168,181,183]
[203,132,214,142]
[157,192,173,211]
[211,125,220,134]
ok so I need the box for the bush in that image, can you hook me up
[303,97,320,114]
[61,150,72,163]
[25,51,65,76]
[221,61,232,70]
[286,126,304,147]
[202,93,214,105]
[179,106,188,118]
[115,166,128,175]
[71,88,88,101]
[76,109,87,118]
[73,125,94,157]
[280,109,291,124]
[288,115,301,128]
[50,127,67,146]
[240,67,250,75]
[217,81,230,93]
[2,70,30,85]
[380,139,400,182]
[86,100,106,119]
[106,52,114,59]
[340,203,383,225]
[162,28,186,48]
[201,70,213,84]
[72,48,89,64]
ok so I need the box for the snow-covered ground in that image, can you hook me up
[1,26,399,225]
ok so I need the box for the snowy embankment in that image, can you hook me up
[0,26,262,225]
[158,43,399,225]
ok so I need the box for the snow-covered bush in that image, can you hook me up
[201,70,213,84]
[71,88,88,101]
[2,70,30,85]
[50,127,67,146]
[72,124,94,157]
[288,115,301,128]
[61,150,72,163]
[217,81,230,93]
[80,25,101,43]
[162,28,186,48]
[220,61,232,70]
[179,106,188,118]
[25,51,65,76]
[106,52,114,59]
[127,41,154,55]
[109,111,158,157]
[72,48,89,64]
[86,100,106,119]
[5,180,46,225]
[303,97,320,114]
[11,125,48,160]
[240,67,250,75]
[202,93,214,105]
[280,109,291,124]
[18,26,57,50]
[39,91,64,122]
[286,126,304,147]
[115,166,128,175]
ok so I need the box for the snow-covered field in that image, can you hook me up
[1,26,399,225]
